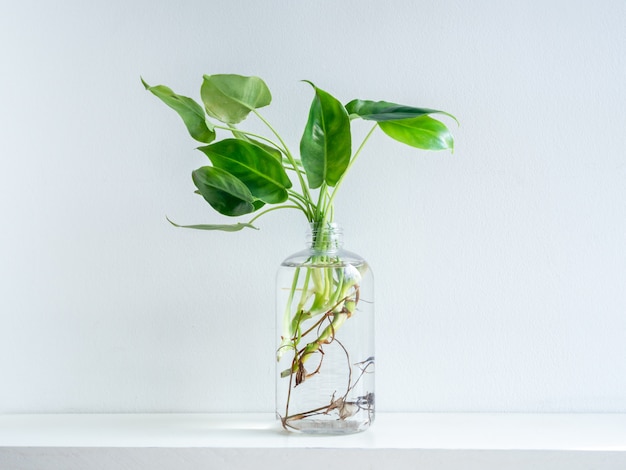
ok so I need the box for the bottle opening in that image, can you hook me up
[307,222,343,251]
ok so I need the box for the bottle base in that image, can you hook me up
[280,417,373,435]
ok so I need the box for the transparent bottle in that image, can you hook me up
[276,223,374,434]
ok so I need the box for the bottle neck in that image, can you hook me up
[306,222,343,252]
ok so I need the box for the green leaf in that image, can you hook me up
[379,115,454,151]
[195,188,265,210]
[230,129,283,162]
[346,99,458,124]
[197,139,292,204]
[200,74,271,124]
[192,166,256,216]
[249,139,283,162]
[299,82,351,189]
[141,78,216,143]
[166,217,258,232]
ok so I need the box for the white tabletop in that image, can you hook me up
[1,412,625,450]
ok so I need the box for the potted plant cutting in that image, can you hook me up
[142,74,456,433]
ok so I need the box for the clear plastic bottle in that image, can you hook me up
[276,223,374,434]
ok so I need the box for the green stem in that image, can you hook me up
[279,267,301,351]
[252,109,315,210]
[296,269,312,313]
[314,183,328,223]
[248,204,304,225]
[288,190,315,220]
[288,197,310,218]
[213,124,287,153]
[324,123,378,225]
[288,157,304,168]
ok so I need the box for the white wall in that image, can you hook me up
[1,0,624,413]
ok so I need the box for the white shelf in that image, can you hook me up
[1,413,625,469]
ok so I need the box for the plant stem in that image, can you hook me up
[248,204,304,225]
[324,123,378,224]
[213,124,287,153]
[288,190,315,220]
[288,197,310,219]
[252,109,315,211]
[314,183,328,224]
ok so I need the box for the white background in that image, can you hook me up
[0,0,624,413]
